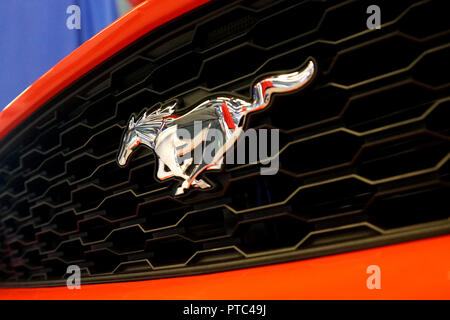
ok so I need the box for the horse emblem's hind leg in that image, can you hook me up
[175,125,243,195]
[176,177,210,195]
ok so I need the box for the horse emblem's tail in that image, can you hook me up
[245,59,315,115]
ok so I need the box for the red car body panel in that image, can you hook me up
[0,235,449,299]
[0,0,448,299]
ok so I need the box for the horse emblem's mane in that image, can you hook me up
[132,103,176,133]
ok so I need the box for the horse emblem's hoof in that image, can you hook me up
[117,59,316,195]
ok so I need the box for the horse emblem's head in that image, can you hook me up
[117,104,176,167]
[117,116,139,167]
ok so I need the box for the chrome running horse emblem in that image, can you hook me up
[117,59,315,195]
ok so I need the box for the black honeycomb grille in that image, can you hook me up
[0,0,449,287]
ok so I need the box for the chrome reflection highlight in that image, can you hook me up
[117,59,316,195]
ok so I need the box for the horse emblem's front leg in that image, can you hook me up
[154,126,210,195]
[156,158,173,180]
